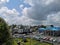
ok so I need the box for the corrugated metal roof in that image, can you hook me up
[50,27,60,31]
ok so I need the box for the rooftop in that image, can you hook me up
[39,27,60,31]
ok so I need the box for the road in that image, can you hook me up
[13,32,60,45]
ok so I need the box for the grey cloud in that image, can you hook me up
[47,12,60,26]
[24,0,60,21]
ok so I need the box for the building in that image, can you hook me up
[11,25,32,34]
[38,27,60,36]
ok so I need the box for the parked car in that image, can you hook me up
[53,39,57,42]
[43,37,47,40]
[49,38,53,41]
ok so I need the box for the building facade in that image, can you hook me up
[38,27,60,36]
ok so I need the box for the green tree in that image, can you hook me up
[40,25,46,28]
[0,18,17,45]
[50,25,54,27]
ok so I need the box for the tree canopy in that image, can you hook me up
[0,17,17,45]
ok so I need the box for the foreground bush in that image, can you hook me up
[0,17,17,45]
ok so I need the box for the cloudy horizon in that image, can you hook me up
[0,0,60,26]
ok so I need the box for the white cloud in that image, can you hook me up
[47,12,60,26]
[17,15,42,25]
[19,4,24,9]
[0,0,21,25]
[0,0,9,4]
[1,0,9,2]
[0,0,9,8]
[0,7,20,25]
[0,7,19,16]
[0,7,36,25]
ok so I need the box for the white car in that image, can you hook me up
[53,39,57,42]
[43,37,47,40]
[49,38,53,41]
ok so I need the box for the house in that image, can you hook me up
[12,27,18,34]
[11,25,32,34]
[18,29,23,34]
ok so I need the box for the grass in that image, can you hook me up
[13,40,18,45]
[14,38,52,45]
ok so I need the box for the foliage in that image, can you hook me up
[11,24,17,28]
[40,25,46,28]
[0,18,10,44]
[5,39,17,45]
[50,25,54,27]
[0,17,17,45]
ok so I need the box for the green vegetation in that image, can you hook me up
[15,38,52,45]
[3,38,17,45]
[0,17,17,45]
[40,25,46,28]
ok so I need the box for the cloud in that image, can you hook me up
[23,0,60,20]
[0,7,20,25]
[0,0,9,9]
[0,0,21,25]
[0,7,35,25]
[19,0,60,26]
[0,0,20,25]
[19,4,24,9]
[0,0,9,5]
[47,12,60,26]
[16,15,42,25]
[0,0,60,26]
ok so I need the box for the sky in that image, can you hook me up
[0,0,60,26]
